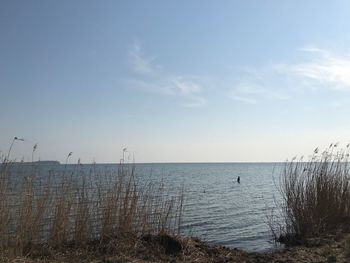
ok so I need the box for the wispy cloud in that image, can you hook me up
[228,77,290,104]
[173,79,206,107]
[289,47,350,90]
[127,43,206,107]
[229,47,350,104]
[127,43,350,106]
[229,94,257,104]
[128,43,160,76]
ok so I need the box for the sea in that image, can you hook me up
[134,162,284,252]
[8,162,284,252]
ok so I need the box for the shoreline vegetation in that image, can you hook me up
[2,143,350,262]
[271,144,350,246]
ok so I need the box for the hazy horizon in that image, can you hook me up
[2,1,350,163]
[9,159,288,164]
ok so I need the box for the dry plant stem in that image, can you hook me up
[0,159,184,256]
[271,145,350,245]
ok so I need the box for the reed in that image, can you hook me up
[271,144,350,245]
[0,156,184,256]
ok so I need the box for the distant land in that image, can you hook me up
[12,161,61,165]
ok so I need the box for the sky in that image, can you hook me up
[2,1,350,163]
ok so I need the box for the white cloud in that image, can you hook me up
[127,43,206,107]
[229,82,289,104]
[128,43,160,76]
[229,95,257,104]
[229,47,350,104]
[181,96,206,108]
[174,79,202,95]
[173,79,206,107]
[289,48,350,90]
[128,43,350,107]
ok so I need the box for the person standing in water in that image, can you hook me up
[237,176,240,183]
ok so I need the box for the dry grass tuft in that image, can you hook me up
[0,157,184,257]
[271,143,350,245]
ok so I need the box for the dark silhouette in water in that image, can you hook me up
[237,176,240,183]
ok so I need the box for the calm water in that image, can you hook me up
[9,162,283,252]
[135,163,283,252]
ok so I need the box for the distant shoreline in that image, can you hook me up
[11,160,60,165]
[7,161,287,165]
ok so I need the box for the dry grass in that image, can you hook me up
[0,156,184,257]
[271,143,350,245]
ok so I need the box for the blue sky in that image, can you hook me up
[2,1,350,163]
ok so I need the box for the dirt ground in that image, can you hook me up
[1,233,350,263]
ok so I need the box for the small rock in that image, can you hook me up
[327,254,337,263]
[306,238,322,247]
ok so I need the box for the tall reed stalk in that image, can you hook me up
[271,144,350,245]
[0,157,184,256]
